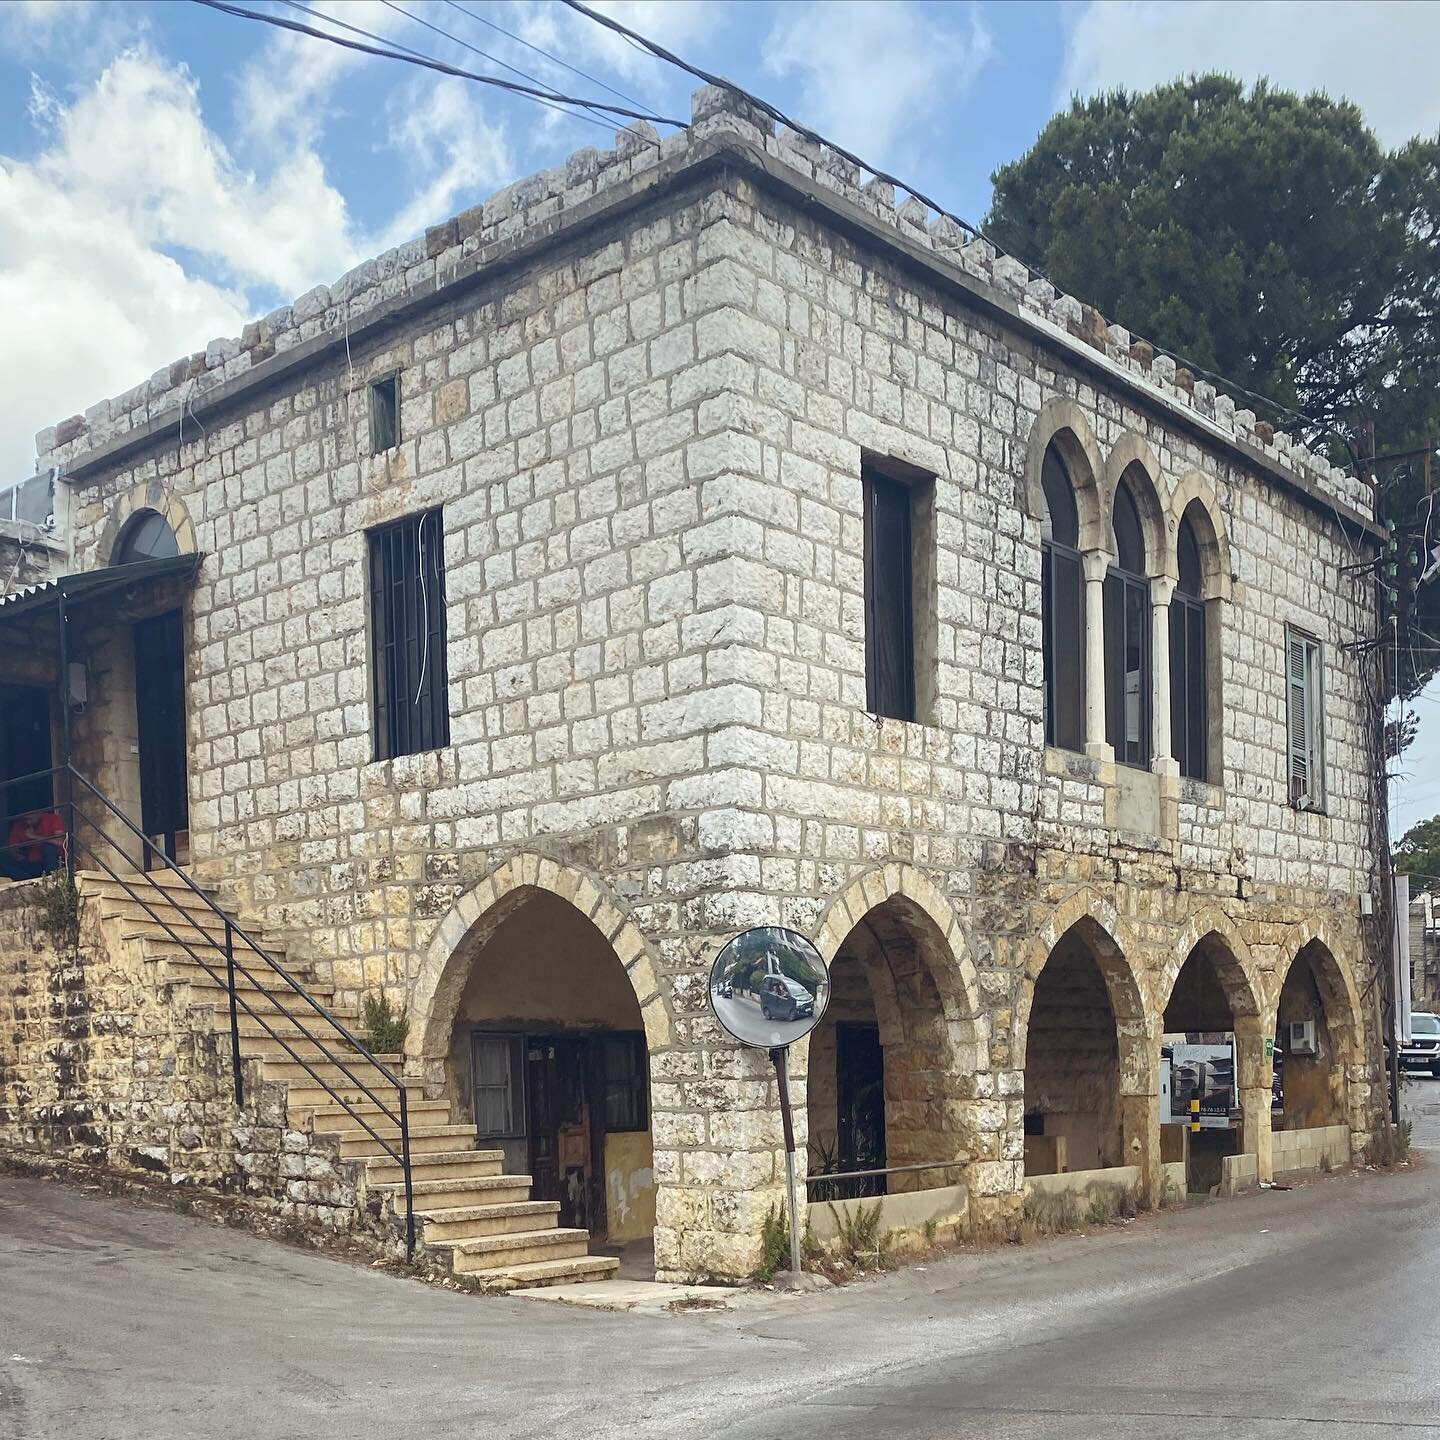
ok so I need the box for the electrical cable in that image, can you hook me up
[377,0,656,146]
[440,0,651,115]
[190,0,686,130]
[558,0,1371,466]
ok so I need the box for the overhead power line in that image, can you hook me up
[191,0,686,131]
[557,0,1349,454]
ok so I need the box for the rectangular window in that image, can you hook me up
[600,1033,648,1133]
[1103,571,1151,767]
[863,467,916,721]
[1286,628,1326,811]
[1169,595,1208,781]
[369,374,400,452]
[472,1033,525,1139]
[1042,543,1085,751]
[368,507,450,761]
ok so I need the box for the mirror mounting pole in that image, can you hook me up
[769,1045,803,1277]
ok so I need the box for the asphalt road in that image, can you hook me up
[4,1115,1440,1440]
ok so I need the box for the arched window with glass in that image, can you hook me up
[1040,444,1085,752]
[1103,475,1151,767]
[111,509,180,565]
[1170,505,1209,781]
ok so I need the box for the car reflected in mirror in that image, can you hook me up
[707,925,830,1049]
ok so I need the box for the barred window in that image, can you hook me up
[369,507,449,761]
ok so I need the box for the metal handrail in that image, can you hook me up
[3,763,416,1258]
[803,1158,969,1188]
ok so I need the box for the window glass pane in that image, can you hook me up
[1112,478,1146,574]
[1103,572,1124,753]
[1123,579,1148,764]
[113,509,180,565]
[1040,446,1079,548]
[863,471,915,721]
[473,1035,515,1137]
[1186,603,1206,780]
[1177,512,1204,596]
[602,1035,646,1132]
[1046,547,1084,751]
[1169,601,1187,773]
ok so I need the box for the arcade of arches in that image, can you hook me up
[411,866,1373,1275]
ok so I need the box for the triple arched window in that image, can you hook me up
[1039,433,1221,787]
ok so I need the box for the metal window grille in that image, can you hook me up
[1170,593,1208,781]
[369,508,449,761]
[1103,569,1152,767]
[601,1033,648,1132]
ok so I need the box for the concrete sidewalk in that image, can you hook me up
[2,1162,1437,1439]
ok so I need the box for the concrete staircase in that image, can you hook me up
[77,870,619,1288]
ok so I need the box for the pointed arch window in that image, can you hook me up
[1170,507,1209,781]
[1103,477,1151,767]
[112,509,179,566]
[1040,445,1084,751]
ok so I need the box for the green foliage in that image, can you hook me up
[754,1204,790,1282]
[1367,1117,1412,1167]
[34,868,80,951]
[922,1217,939,1244]
[362,992,409,1055]
[1395,815,1440,889]
[1086,1193,1115,1226]
[988,76,1440,700]
[1023,1189,1082,1235]
[828,1198,894,1269]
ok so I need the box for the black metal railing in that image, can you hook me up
[1,764,416,1259]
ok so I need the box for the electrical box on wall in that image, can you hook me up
[1288,1019,1317,1057]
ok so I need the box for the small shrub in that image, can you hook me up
[754,1204,790,1282]
[362,992,409,1054]
[35,868,81,951]
[1366,1118,1412,1168]
[1319,1151,1334,1175]
[922,1217,939,1244]
[1086,1193,1115,1226]
[829,1198,893,1270]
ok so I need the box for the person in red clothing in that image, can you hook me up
[0,808,64,881]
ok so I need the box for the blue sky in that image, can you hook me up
[2,0,1438,833]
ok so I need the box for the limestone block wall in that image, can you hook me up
[0,882,369,1239]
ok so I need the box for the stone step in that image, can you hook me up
[75,869,203,896]
[118,917,245,946]
[419,1200,560,1244]
[445,1227,592,1275]
[338,1124,477,1159]
[282,1084,429,1116]
[159,966,334,1009]
[138,936,292,966]
[86,884,224,920]
[367,1151,503,1185]
[309,1099,449,1132]
[374,1173,534,1213]
[463,1254,621,1289]
[234,1031,380,1061]
[255,1049,403,1082]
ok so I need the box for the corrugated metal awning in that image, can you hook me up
[0,553,204,624]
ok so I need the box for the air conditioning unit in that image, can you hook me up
[1288,1020,1318,1057]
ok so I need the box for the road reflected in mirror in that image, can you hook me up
[707,925,830,1049]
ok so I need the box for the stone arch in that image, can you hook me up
[811,863,981,1028]
[1104,433,1170,579]
[1161,908,1264,1021]
[1013,889,1147,1068]
[1022,397,1108,555]
[1170,470,1232,601]
[408,850,669,1066]
[95,480,197,568]
[1015,891,1154,1181]
[806,864,983,1191]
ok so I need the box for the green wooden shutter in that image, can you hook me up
[1287,632,1311,806]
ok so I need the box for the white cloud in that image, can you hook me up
[378,76,513,249]
[1060,1,1440,149]
[764,1,993,166]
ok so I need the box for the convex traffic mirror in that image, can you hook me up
[707,925,830,1050]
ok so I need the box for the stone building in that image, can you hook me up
[0,86,1386,1283]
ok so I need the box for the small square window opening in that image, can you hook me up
[369,374,400,452]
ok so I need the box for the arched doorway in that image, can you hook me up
[444,888,656,1257]
[806,893,971,1198]
[1161,933,1267,1191]
[1273,940,1356,1134]
[1022,919,1146,1177]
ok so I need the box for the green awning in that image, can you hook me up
[0,553,204,624]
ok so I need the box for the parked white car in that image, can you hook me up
[1400,1013,1440,1077]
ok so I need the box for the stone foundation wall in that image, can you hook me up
[0,880,381,1244]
